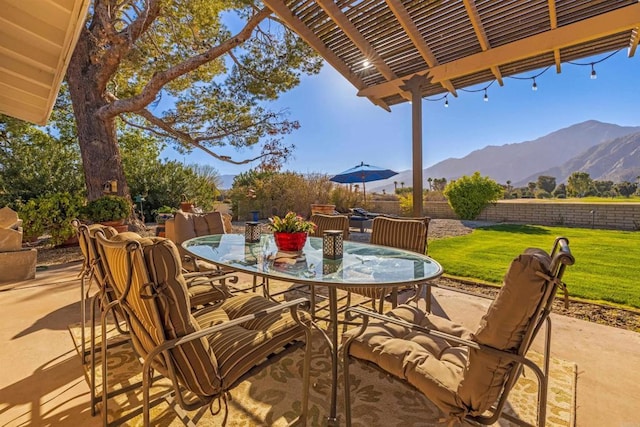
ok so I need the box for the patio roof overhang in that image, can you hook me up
[263,0,640,215]
[0,0,91,126]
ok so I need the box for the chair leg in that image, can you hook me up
[309,284,316,319]
[343,343,353,427]
[300,328,313,426]
[89,293,100,416]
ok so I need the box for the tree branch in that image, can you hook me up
[135,108,279,165]
[97,7,271,120]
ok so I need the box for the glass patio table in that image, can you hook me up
[183,233,443,425]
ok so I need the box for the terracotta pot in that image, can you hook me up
[180,202,195,212]
[311,204,336,215]
[273,232,307,252]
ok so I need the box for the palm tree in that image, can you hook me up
[393,181,398,191]
[400,181,405,189]
[427,177,433,191]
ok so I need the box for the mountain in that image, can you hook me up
[369,120,640,193]
[515,132,640,186]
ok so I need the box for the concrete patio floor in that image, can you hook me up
[1,262,639,426]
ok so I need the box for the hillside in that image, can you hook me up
[516,132,640,185]
[369,120,640,192]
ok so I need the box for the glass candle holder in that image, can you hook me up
[245,221,261,243]
[323,230,343,259]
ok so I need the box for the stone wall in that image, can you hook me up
[370,200,640,231]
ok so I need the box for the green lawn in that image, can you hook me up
[428,224,640,310]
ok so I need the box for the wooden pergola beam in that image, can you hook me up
[262,0,391,111]
[462,0,503,85]
[548,0,562,73]
[316,1,411,102]
[385,0,457,96]
[358,4,640,100]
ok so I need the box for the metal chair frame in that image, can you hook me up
[343,237,575,427]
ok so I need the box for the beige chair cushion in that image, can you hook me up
[344,304,472,416]
[344,249,554,418]
[458,250,552,414]
[170,211,228,272]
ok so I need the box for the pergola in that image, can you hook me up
[0,0,91,125]
[263,0,640,216]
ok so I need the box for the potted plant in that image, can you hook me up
[180,193,195,212]
[267,212,316,252]
[82,195,131,232]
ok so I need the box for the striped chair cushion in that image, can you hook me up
[141,238,308,396]
[341,216,430,300]
[370,216,428,254]
[140,237,222,397]
[195,293,309,389]
[310,214,350,240]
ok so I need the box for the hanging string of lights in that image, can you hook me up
[423,49,623,107]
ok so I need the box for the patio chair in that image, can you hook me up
[165,210,228,272]
[342,237,575,427]
[341,216,431,313]
[85,228,236,416]
[94,232,313,426]
[302,213,351,317]
[75,222,122,364]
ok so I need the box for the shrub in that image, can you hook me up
[19,192,84,246]
[443,172,503,220]
[82,195,131,222]
[228,171,333,219]
[398,193,413,216]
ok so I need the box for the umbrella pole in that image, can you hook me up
[362,181,366,205]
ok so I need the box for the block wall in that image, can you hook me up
[371,200,640,231]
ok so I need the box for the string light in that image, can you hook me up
[421,49,621,106]
[567,49,620,80]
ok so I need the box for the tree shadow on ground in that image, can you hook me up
[473,223,551,235]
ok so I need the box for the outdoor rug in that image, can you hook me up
[68,321,576,426]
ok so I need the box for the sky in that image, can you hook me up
[161,49,640,178]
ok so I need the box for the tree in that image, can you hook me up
[432,178,447,192]
[443,172,503,220]
[537,176,556,193]
[614,181,637,197]
[66,1,321,202]
[593,180,615,197]
[567,172,593,197]
[0,114,84,207]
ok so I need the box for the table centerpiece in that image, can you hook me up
[267,211,316,252]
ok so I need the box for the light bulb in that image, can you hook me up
[532,78,538,91]
[590,64,597,80]
[444,98,449,108]
[483,90,488,102]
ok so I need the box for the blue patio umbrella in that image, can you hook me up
[330,161,398,203]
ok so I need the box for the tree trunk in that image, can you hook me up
[65,31,131,202]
